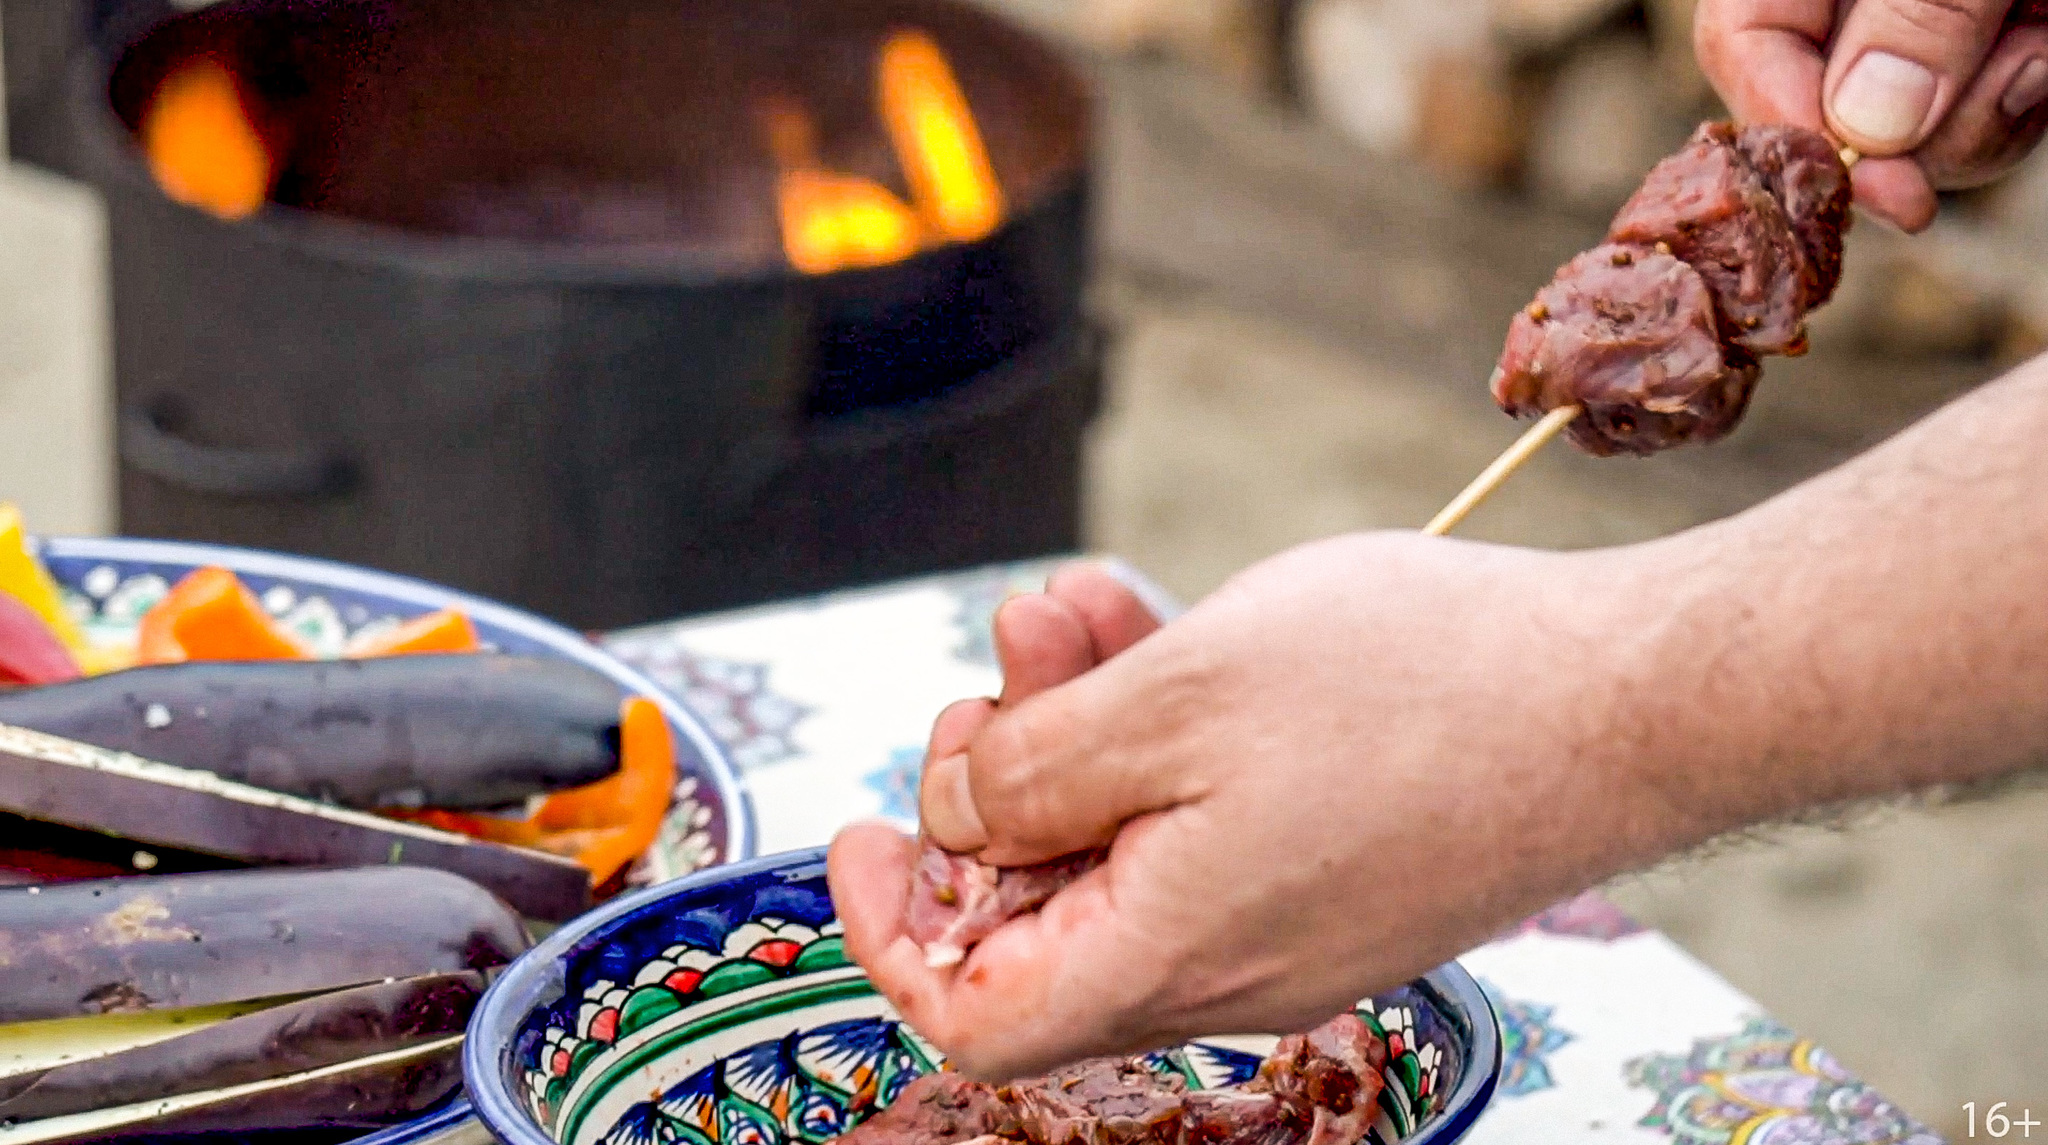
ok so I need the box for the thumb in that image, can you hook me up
[1824,0,2015,155]
[922,639,1216,866]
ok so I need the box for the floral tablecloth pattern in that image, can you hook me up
[603,560,1942,1145]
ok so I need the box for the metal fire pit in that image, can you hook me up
[63,0,1095,628]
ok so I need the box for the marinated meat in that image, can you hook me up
[908,838,1106,968]
[831,1014,1388,1145]
[1181,1092,1305,1145]
[1733,125,1854,307]
[1492,244,1758,456]
[1244,1016,1389,1145]
[998,1059,1189,1145]
[843,1071,1009,1145]
[1608,122,1810,354]
[1493,120,1851,456]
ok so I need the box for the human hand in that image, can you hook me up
[1695,0,2048,230]
[827,533,1724,1080]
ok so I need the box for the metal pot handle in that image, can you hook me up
[120,401,357,499]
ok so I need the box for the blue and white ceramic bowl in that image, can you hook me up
[34,535,756,879]
[465,848,1502,1145]
[23,535,757,1145]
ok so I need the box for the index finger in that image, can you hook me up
[1694,0,1833,129]
[827,823,960,1028]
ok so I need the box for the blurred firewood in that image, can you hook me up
[1413,49,1527,185]
[1643,0,1714,108]
[1292,0,1522,184]
[1487,0,1633,53]
[1525,35,1690,215]
[1077,0,1289,95]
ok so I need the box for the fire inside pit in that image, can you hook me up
[134,15,1012,276]
[80,0,1096,626]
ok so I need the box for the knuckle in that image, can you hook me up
[970,712,1063,837]
[1871,0,1992,42]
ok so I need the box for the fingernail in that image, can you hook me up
[921,753,989,851]
[1831,51,1936,149]
[2004,58,2048,118]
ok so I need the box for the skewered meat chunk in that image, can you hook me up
[829,1014,1388,1145]
[1608,122,1811,354]
[1492,121,1851,456]
[1493,244,1759,457]
[909,839,1105,968]
[1733,126,1854,307]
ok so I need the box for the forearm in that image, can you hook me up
[1621,353,2048,842]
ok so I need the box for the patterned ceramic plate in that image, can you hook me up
[34,534,757,878]
[465,848,1503,1145]
[23,536,760,1142]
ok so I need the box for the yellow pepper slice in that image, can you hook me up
[0,504,89,655]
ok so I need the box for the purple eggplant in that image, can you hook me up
[0,654,625,810]
[0,971,486,1124]
[0,723,591,920]
[0,1035,466,1141]
[0,867,528,1024]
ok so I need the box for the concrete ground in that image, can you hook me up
[1080,56,2048,1135]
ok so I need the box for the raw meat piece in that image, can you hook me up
[1181,1092,1306,1145]
[997,1059,1189,1145]
[1490,120,1852,456]
[908,838,1106,968]
[839,1071,1009,1145]
[1732,125,1853,308]
[828,1014,1390,1145]
[1492,244,1757,456]
[1245,1015,1388,1145]
[1607,122,1810,354]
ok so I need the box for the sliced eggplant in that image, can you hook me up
[0,812,240,885]
[0,1035,464,1142]
[0,724,591,920]
[0,654,625,810]
[0,971,485,1122]
[0,867,527,1024]
[0,997,292,1081]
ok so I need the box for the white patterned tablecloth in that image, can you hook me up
[601,559,1941,1145]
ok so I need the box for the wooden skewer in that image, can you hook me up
[1421,144,1865,537]
[1422,405,1580,536]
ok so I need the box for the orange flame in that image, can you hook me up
[877,30,1004,244]
[776,170,925,274]
[768,31,1004,274]
[766,100,922,274]
[141,59,272,221]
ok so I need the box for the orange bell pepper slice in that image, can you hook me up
[531,824,648,888]
[384,696,677,888]
[535,697,674,833]
[387,807,547,848]
[137,567,308,664]
[347,609,482,657]
[537,697,676,883]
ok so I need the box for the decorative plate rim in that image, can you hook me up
[465,847,1503,1145]
[34,534,759,867]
